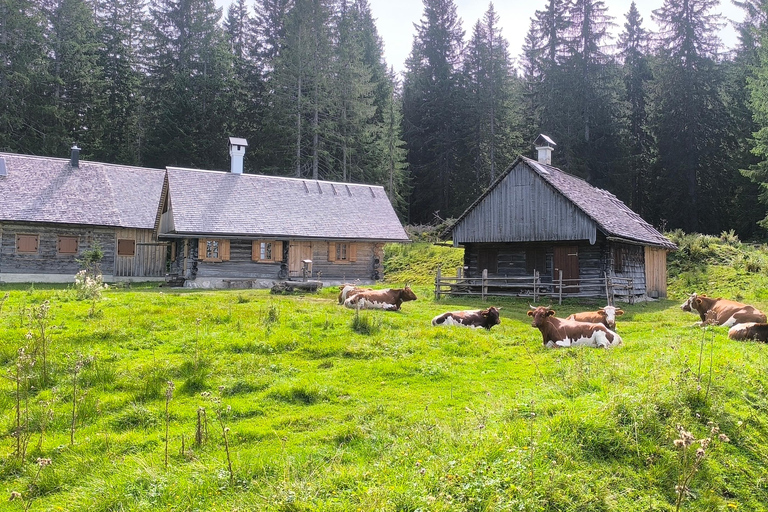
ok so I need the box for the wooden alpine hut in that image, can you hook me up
[445,136,677,300]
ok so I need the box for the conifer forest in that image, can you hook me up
[3,0,768,237]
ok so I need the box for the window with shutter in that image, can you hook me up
[252,240,282,262]
[199,238,230,262]
[117,239,136,256]
[329,242,357,263]
[16,235,39,254]
[58,236,79,255]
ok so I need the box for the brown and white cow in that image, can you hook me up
[728,322,768,342]
[343,286,417,311]
[528,306,622,348]
[337,284,371,304]
[566,305,624,330]
[431,306,502,330]
[680,293,767,326]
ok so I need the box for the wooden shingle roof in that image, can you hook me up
[450,156,676,250]
[164,167,409,242]
[0,152,165,229]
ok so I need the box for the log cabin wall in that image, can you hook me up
[0,222,116,277]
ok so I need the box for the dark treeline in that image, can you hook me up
[3,0,768,237]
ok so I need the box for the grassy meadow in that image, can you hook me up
[2,237,768,511]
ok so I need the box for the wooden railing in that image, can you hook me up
[434,267,636,305]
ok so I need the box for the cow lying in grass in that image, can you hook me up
[680,293,766,326]
[343,286,417,311]
[728,323,768,342]
[528,305,622,348]
[337,284,371,304]
[566,305,624,331]
[431,306,501,330]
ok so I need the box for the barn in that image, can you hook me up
[445,137,677,300]
[158,139,409,288]
[0,150,167,283]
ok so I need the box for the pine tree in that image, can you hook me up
[94,0,147,164]
[0,0,49,153]
[40,0,107,157]
[462,3,523,192]
[143,0,233,169]
[402,0,465,223]
[649,0,731,232]
[617,1,653,215]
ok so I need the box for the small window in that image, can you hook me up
[198,238,230,262]
[613,247,626,272]
[117,239,136,256]
[16,234,39,254]
[252,240,282,262]
[58,236,79,255]
[328,242,356,263]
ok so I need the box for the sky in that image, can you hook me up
[216,0,745,76]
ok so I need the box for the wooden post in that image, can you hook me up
[558,270,563,305]
[629,278,634,305]
[533,271,538,304]
[604,272,610,305]
[482,268,488,301]
[435,265,442,300]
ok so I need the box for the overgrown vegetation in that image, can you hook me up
[1,237,768,510]
[383,241,464,285]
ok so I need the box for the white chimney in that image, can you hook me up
[228,137,248,174]
[534,134,555,165]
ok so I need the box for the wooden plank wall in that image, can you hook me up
[0,223,116,275]
[644,246,668,298]
[114,228,166,278]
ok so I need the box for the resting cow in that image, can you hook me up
[337,284,371,304]
[566,305,624,330]
[528,305,622,348]
[343,286,417,311]
[431,306,501,330]
[728,323,768,342]
[680,293,766,326]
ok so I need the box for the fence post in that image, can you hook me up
[482,268,488,301]
[533,270,538,304]
[558,270,563,305]
[435,265,441,300]
[629,278,634,305]
[604,272,610,305]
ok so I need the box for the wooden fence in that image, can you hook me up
[434,267,636,305]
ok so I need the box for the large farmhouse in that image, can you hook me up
[0,139,409,287]
[446,136,676,299]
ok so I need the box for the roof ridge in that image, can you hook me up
[166,166,387,190]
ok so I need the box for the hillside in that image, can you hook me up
[1,235,768,511]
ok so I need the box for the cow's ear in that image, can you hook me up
[616,309,624,315]
[598,308,605,313]
[700,294,707,297]
[695,298,703,306]
[482,312,488,317]
[527,310,534,317]
[547,309,556,317]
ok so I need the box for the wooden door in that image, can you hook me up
[288,241,313,277]
[553,245,579,293]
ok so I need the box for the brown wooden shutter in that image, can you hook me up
[221,240,230,261]
[273,241,283,261]
[17,235,39,253]
[348,243,357,262]
[198,239,206,259]
[328,242,336,262]
[252,240,260,261]
[58,236,78,254]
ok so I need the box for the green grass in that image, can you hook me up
[1,238,768,510]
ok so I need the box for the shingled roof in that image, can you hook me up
[0,152,165,229]
[450,156,676,250]
[163,167,409,242]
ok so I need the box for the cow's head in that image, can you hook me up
[401,286,417,302]
[680,293,698,312]
[599,305,624,329]
[527,305,555,328]
[482,306,502,328]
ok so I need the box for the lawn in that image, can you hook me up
[1,277,767,511]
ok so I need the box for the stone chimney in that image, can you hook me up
[228,137,248,174]
[70,145,81,168]
[534,134,555,165]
